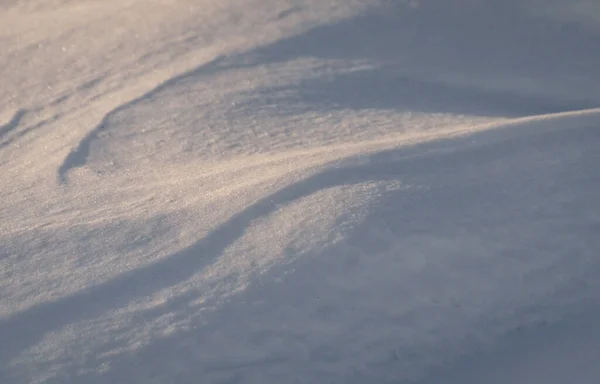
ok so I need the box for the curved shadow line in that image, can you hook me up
[2,121,597,366]
[56,56,230,184]
[0,109,26,140]
[1,133,464,364]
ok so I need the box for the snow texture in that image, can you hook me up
[1,0,599,383]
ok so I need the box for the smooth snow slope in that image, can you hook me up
[1,0,599,383]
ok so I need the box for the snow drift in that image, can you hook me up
[1,0,599,383]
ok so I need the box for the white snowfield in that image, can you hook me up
[1,0,599,383]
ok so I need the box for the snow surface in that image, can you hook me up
[1,0,600,383]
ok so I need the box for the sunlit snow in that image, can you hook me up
[1,0,599,383]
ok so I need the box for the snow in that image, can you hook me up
[1,0,599,383]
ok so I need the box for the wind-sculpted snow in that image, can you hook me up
[54,0,599,185]
[3,110,600,382]
[56,56,230,184]
[1,0,600,383]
